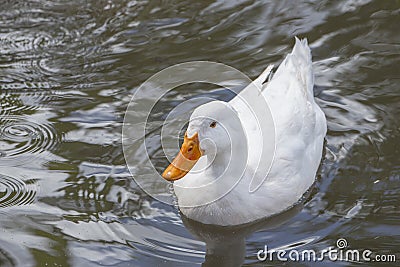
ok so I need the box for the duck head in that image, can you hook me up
[162,100,246,181]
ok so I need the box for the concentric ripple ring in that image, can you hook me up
[0,115,61,166]
[0,174,37,208]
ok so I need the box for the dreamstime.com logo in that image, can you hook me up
[122,61,275,207]
[257,238,397,263]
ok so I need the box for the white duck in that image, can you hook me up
[162,38,327,225]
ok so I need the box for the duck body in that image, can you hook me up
[170,38,327,225]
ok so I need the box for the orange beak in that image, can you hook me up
[162,132,202,181]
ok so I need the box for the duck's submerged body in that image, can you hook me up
[172,38,327,225]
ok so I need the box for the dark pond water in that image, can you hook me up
[0,0,399,266]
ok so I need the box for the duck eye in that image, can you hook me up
[209,121,217,128]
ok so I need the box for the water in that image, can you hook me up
[0,0,399,266]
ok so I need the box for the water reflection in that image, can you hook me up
[182,203,305,267]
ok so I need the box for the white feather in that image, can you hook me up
[174,38,327,225]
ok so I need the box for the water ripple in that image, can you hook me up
[0,115,61,166]
[0,31,54,55]
[0,175,37,208]
[0,91,52,117]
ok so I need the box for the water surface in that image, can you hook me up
[0,0,399,266]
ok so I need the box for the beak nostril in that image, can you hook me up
[162,132,200,181]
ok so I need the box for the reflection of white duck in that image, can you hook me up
[181,203,304,267]
[163,38,327,225]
